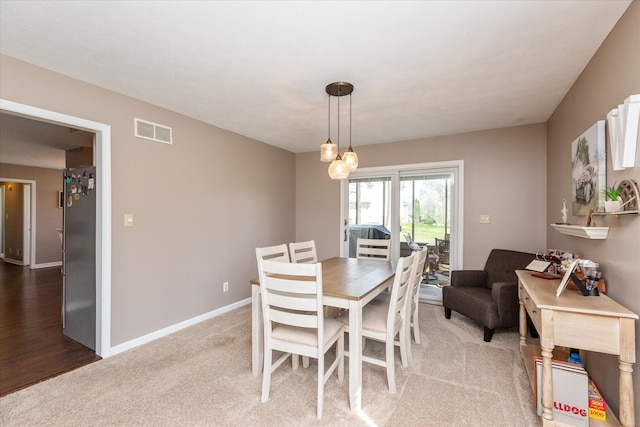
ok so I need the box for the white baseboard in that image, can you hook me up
[108,297,251,357]
[3,258,23,266]
[31,261,63,269]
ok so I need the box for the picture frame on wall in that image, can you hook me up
[571,120,606,216]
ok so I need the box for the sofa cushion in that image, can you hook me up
[442,286,499,329]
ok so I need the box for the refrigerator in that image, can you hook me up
[62,166,96,350]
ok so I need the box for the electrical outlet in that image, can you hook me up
[223,281,229,292]
[479,214,490,224]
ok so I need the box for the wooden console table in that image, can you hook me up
[516,270,638,426]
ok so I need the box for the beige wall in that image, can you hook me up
[296,124,548,269]
[0,55,296,346]
[0,164,63,265]
[547,1,640,420]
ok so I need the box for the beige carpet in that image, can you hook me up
[0,303,538,426]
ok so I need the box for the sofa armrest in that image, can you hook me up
[450,270,487,287]
[491,281,519,326]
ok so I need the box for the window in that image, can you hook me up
[341,161,463,276]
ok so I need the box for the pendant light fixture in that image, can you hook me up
[342,92,358,172]
[323,82,355,180]
[320,94,337,162]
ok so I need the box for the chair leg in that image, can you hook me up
[483,327,495,342]
[404,322,412,365]
[386,339,397,393]
[302,356,310,368]
[337,333,344,382]
[292,354,299,370]
[412,307,421,344]
[444,307,452,319]
[317,349,324,419]
[261,349,272,403]
[400,327,409,367]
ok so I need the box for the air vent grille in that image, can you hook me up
[134,118,172,144]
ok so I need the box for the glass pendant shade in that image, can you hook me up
[320,140,337,162]
[328,156,350,180]
[343,148,358,172]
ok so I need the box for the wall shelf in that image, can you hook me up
[550,224,609,239]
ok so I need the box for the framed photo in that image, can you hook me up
[556,259,579,297]
[571,121,606,215]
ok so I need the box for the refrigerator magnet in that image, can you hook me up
[67,196,73,207]
[88,178,95,190]
[74,193,80,200]
[71,184,77,194]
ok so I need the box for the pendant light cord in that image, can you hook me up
[327,93,331,140]
[349,93,352,149]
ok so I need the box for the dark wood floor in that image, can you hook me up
[0,261,100,397]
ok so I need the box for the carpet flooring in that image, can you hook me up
[0,302,538,426]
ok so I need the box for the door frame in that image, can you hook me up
[0,99,112,358]
[340,160,464,268]
[0,179,36,265]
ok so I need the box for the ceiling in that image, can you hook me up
[0,1,632,159]
[0,112,94,169]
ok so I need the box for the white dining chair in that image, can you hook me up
[257,259,345,419]
[405,247,428,361]
[371,247,427,364]
[341,252,414,393]
[289,240,318,264]
[355,238,391,261]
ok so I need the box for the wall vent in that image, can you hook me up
[134,118,172,144]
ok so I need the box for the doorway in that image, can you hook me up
[0,180,35,266]
[0,98,112,358]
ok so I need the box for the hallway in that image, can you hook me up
[0,261,100,397]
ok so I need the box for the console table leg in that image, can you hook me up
[541,346,554,425]
[519,298,527,347]
[619,360,635,427]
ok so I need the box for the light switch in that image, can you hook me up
[479,214,490,224]
[124,213,134,227]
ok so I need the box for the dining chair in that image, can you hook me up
[341,252,415,393]
[371,248,426,364]
[257,259,345,419]
[355,238,391,261]
[405,248,428,356]
[289,240,318,264]
[255,243,310,368]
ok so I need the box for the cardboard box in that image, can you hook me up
[588,379,606,421]
[533,356,589,427]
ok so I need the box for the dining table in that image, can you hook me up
[250,256,396,413]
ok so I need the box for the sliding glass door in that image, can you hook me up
[399,172,453,284]
[341,161,463,284]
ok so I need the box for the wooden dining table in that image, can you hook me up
[251,256,396,413]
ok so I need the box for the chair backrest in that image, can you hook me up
[289,240,318,264]
[435,237,450,265]
[408,248,428,313]
[356,238,391,261]
[387,252,415,332]
[258,259,324,354]
[256,244,290,263]
[484,249,536,288]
